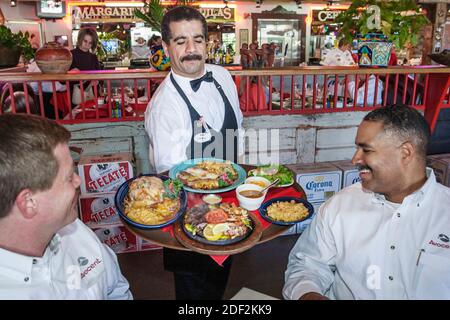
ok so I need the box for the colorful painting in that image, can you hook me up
[357,40,392,67]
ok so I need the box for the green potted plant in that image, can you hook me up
[133,0,192,71]
[336,0,430,66]
[134,0,192,32]
[0,25,34,68]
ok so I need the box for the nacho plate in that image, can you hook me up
[115,174,187,229]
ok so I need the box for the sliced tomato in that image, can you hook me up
[205,209,228,224]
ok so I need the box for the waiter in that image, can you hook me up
[144,6,243,300]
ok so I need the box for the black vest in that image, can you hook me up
[170,72,238,163]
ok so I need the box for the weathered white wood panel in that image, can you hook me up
[315,147,357,162]
[316,127,358,149]
[66,121,151,174]
[64,110,371,175]
[296,126,316,164]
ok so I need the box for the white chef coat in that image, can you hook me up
[284,169,450,300]
[144,63,244,173]
[0,219,132,300]
[320,48,356,66]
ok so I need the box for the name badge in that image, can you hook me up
[194,131,212,143]
[193,116,212,143]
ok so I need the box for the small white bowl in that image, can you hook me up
[202,194,222,205]
[245,176,271,189]
[236,184,267,211]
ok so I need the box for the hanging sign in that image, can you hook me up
[71,5,235,24]
[312,9,346,23]
[198,7,235,22]
[71,6,143,23]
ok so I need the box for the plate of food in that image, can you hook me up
[169,158,246,193]
[247,164,294,187]
[259,196,314,226]
[114,174,187,229]
[182,202,254,246]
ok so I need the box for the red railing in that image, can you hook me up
[1,66,449,130]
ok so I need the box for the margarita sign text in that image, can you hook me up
[71,6,235,23]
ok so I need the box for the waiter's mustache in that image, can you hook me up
[181,54,203,62]
[357,164,372,172]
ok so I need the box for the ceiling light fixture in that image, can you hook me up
[256,0,262,9]
[10,0,17,7]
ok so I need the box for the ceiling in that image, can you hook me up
[19,0,350,3]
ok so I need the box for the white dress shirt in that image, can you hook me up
[145,64,243,173]
[284,169,450,300]
[0,219,132,300]
[27,60,67,93]
[320,48,356,66]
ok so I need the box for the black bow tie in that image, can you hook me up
[190,71,214,92]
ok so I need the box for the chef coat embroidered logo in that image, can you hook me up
[438,234,449,243]
[78,257,89,266]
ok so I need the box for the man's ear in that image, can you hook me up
[162,41,170,58]
[15,189,38,220]
[400,141,414,164]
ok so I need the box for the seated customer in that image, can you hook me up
[0,114,133,300]
[284,105,450,300]
[320,38,356,66]
[0,83,39,115]
[27,60,67,119]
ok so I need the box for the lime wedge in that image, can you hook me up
[212,223,230,236]
[203,224,222,241]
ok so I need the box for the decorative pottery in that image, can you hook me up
[357,34,392,67]
[35,42,72,74]
[149,45,170,71]
[0,46,21,68]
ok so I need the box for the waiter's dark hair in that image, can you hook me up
[363,105,430,161]
[0,114,71,218]
[161,6,207,44]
